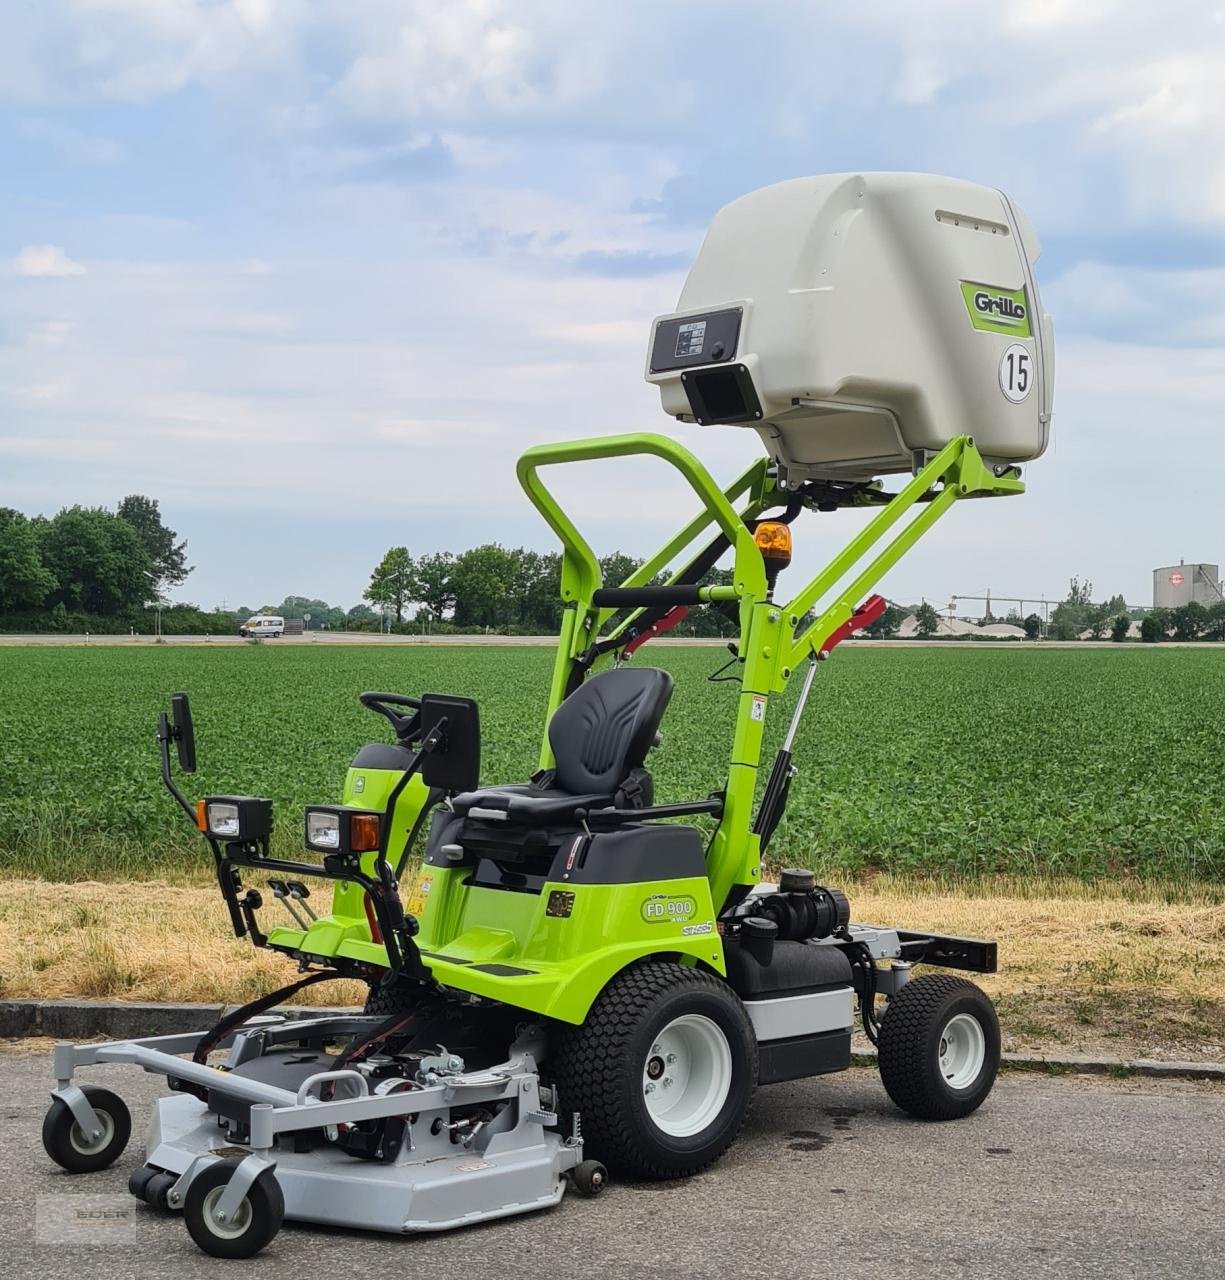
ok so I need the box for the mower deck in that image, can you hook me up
[50,1016,592,1246]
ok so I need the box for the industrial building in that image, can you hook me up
[1152,562,1223,609]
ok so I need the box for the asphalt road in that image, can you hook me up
[4,1049,1221,1280]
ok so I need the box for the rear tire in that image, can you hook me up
[877,974,999,1120]
[42,1086,131,1173]
[550,961,756,1179]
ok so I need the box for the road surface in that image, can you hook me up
[3,1048,1221,1279]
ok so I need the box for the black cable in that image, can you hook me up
[852,942,880,1046]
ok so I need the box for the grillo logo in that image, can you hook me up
[974,291,1027,324]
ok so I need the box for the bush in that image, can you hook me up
[1110,614,1130,643]
[0,605,234,635]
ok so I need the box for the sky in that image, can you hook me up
[2,1,1225,615]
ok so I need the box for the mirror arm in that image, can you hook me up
[158,711,199,828]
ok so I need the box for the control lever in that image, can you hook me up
[267,878,310,930]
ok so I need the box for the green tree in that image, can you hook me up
[1023,613,1042,640]
[346,603,378,626]
[598,551,644,590]
[0,508,56,611]
[451,544,518,627]
[914,602,939,637]
[1140,609,1170,643]
[39,506,153,614]
[364,547,414,623]
[409,551,456,620]
[1204,601,1225,641]
[1050,576,1095,640]
[514,549,563,632]
[864,603,907,638]
[117,495,191,591]
[1110,614,1130,643]
[1171,601,1208,641]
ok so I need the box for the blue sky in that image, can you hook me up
[3,1,1224,613]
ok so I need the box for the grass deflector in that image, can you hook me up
[43,173,1052,1258]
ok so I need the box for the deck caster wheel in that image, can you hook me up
[127,1164,158,1201]
[550,961,757,1179]
[571,1159,608,1196]
[42,1086,131,1173]
[183,1159,284,1259]
[142,1171,178,1210]
[877,974,1000,1120]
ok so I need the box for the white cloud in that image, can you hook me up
[18,118,125,164]
[13,245,86,277]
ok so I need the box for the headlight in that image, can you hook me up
[195,796,274,842]
[306,811,341,849]
[208,802,240,838]
[304,806,382,855]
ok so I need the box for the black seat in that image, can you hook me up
[451,666,673,825]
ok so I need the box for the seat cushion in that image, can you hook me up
[451,784,614,825]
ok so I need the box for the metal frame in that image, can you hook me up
[52,1015,583,1234]
[517,431,1023,910]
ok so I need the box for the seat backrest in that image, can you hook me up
[548,667,673,796]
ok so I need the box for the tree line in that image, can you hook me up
[0,497,202,630]
[362,545,738,636]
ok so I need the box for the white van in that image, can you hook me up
[239,615,285,638]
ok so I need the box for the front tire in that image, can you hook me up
[877,974,1000,1120]
[183,1159,284,1259]
[42,1086,131,1173]
[550,961,756,1179]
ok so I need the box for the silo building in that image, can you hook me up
[1153,562,1222,608]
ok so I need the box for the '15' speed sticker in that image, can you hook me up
[998,343,1033,403]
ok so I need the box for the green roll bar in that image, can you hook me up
[517,432,1023,911]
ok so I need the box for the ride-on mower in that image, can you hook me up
[43,173,1053,1257]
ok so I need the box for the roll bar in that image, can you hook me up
[517,431,1023,911]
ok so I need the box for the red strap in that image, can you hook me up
[820,594,888,655]
[623,605,690,656]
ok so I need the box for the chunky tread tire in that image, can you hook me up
[183,1159,284,1259]
[42,1086,131,1173]
[877,974,1000,1121]
[550,961,756,1179]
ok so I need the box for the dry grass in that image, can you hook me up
[1,875,1222,1061]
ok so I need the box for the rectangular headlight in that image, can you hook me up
[306,810,341,850]
[207,801,240,838]
[304,806,382,856]
[197,796,274,842]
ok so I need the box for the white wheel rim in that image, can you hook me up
[201,1186,253,1240]
[642,1014,733,1138]
[69,1108,113,1155]
[939,1012,987,1090]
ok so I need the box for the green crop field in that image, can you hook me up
[1,644,1222,882]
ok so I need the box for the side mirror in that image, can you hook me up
[417,694,480,793]
[171,692,197,774]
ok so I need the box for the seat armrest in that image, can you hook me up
[579,794,724,830]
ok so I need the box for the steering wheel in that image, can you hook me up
[358,691,422,743]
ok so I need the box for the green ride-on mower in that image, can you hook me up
[43,172,1053,1257]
